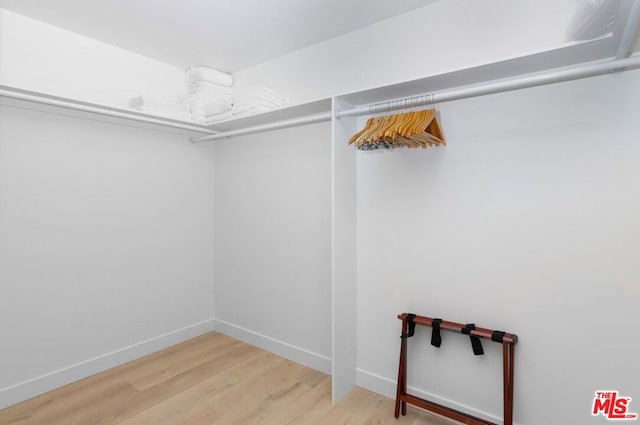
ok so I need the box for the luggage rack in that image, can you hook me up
[395,313,518,425]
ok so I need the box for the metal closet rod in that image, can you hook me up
[336,54,640,118]
[0,86,218,135]
[193,54,640,143]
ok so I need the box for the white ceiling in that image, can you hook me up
[0,0,436,73]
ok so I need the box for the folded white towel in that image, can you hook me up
[233,93,286,107]
[190,101,232,117]
[190,81,233,97]
[129,95,191,121]
[234,85,286,102]
[233,100,285,112]
[233,95,284,106]
[191,110,234,125]
[184,92,232,107]
[232,98,284,113]
[231,105,282,118]
[232,86,287,117]
[186,67,233,88]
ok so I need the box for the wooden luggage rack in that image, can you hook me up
[395,313,518,425]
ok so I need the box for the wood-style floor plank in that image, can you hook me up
[283,377,333,425]
[116,351,281,425]
[0,332,458,425]
[310,386,385,425]
[124,333,237,391]
[0,332,221,423]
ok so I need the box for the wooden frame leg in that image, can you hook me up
[395,319,408,418]
[503,342,515,425]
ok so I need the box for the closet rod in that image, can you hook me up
[0,85,218,135]
[336,55,640,118]
[191,111,332,142]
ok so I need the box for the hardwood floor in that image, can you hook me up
[0,332,456,425]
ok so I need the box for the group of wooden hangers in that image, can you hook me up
[348,109,445,150]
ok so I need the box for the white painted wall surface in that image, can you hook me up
[214,122,332,371]
[0,104,215,408]
[355,70,640,424]
[0,9,187,108]
[233,0,575,105]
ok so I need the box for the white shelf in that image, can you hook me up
[0,84,334,138]
[337,37,616,107]
[0,84,216,135]
[204,98,332,132]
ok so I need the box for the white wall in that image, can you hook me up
[233,0,575,105]
[0,103,216,408]
[214,122,332,373]
[355,70,640,425]
[0,8,187,108]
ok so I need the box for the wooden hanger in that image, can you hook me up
[349,117,374,145]
[348,108,446,150]
[401,110,432,148]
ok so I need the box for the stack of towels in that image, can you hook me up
[184,67,233,124]
[232,86,287,118]
[129,67,287,124]
[129,95,191,121]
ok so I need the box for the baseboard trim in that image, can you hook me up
[213,318,331,375]
[0,319,216,410]
[356,368,518,425]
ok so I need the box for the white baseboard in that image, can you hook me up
[356,368,519,425]
[213,318,331,375]
[0,319,216,410]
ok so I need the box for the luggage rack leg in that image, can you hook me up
[503,341,515,425]
[394,317,408,418]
